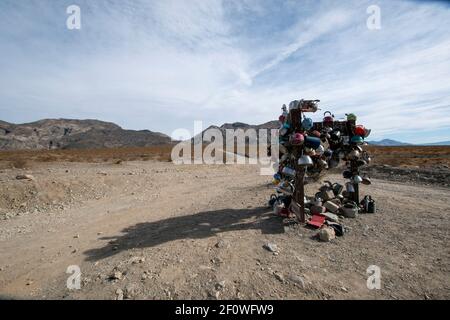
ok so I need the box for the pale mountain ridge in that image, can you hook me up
[192,121,280,144]
[2,118,447,150]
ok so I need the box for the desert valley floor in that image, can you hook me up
[0,160,449,299]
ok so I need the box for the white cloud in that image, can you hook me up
[0,0,449,143]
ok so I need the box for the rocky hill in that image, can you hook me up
[0,119,172,150]
[195,121,280,144]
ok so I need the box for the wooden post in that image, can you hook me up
[290,108,306,223]
[294,163,306,223]
[346,119,360,204]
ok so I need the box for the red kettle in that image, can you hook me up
[323,111,334,126]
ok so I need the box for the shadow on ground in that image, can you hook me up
[84,206,283,262]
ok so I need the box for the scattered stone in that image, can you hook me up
[206,288,220,299]
[287,274,305,288]
[199,265,213,271]
[274,272,285,282]
[74,234,79,239]
[263,243,279,253]
[82,277,91,286]
[341,286,348,292]
[318,227,336,242]
[16,174,34,181]
[125,284,138,298]
[116,288,124,300]
[130,256,145,264]
[110,271,123,280]
[215,281,226,290]
[211,257,223,265]
[215,239,229,248]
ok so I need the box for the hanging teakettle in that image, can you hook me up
[311,130,321,138]
[351,135,364,144]
[289,100,300,111]
[354,125,366,136]
[361,151,371,163]
[352,175,363,184]
[345,182,355,193]
[298,155,314,166]
[343,170,352,179]
[302,117,314,131]
[356,159,367,167]
[299,99,320,112]
[361,176,372,185]
[279,123,291,136]
[330,129,341,142]
[347,149,360,160]
[305,136,321,149]
[290,132,304,145]
[346,113,357,121]
[282,166,296,177]
[323,111,334,127]
[316,145,325,155]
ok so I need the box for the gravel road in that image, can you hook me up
[0,161,449,299]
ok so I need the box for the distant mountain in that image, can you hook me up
[367,139,412,146]
[0,119,172,150]
[368,139,450,146]
[422,141,450,146]
[194,121,280,144]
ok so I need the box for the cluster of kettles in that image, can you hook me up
[272,99,373,213]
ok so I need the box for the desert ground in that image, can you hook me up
[0,146,449,299]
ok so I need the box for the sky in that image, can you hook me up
[0,0,449,144]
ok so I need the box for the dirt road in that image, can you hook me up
[0,161,449,299]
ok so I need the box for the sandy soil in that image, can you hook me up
[0,160,449,300]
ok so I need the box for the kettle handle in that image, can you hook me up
[323,111,332,117]
[324,180,333,188]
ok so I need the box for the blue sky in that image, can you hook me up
[0,0,449,143]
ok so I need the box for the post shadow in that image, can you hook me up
[84,206,284,262]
